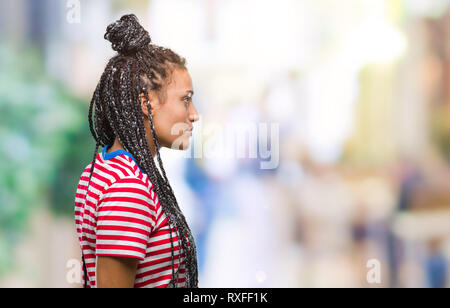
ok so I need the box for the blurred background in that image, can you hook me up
[2,0,450,287]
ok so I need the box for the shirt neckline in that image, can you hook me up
[102,144,146,174]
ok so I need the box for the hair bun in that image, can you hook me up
[104,14,151,55]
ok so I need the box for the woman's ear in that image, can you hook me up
[139,91,158,117]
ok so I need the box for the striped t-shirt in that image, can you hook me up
[74,145,188,288]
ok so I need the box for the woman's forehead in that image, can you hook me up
[168,68,193,93]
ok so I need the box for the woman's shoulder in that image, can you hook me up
[103,164,156,204]
[86,145,153,190]
[79,153,155,198]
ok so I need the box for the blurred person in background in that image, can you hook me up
[74,14,200,288]
[424,237,447,288]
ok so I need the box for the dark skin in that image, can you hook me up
[96,256,139,288]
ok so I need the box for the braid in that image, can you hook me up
[82,14,198,288]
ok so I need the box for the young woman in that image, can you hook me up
[74,14,200,288]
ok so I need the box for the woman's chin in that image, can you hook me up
[180,139,191,150]
[168,135,191,151]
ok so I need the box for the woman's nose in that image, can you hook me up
[189,104,199,122]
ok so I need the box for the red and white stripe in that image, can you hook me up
[74,152,187,288]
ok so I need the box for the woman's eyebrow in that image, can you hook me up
[185,90,194,96]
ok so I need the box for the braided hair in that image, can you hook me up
[83,14,198,288]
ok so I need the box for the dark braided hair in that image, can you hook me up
[83,14,198,288]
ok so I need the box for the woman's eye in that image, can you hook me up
[183,92,193,107]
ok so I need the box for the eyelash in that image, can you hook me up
[183,96,191,106]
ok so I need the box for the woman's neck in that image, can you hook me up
[108,138,156,158]
[108,138,125,153]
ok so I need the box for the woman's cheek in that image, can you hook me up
[157,106,188,148]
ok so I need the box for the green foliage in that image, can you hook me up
[0,42,93,275]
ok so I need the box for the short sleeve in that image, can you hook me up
[96,177,157,260]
